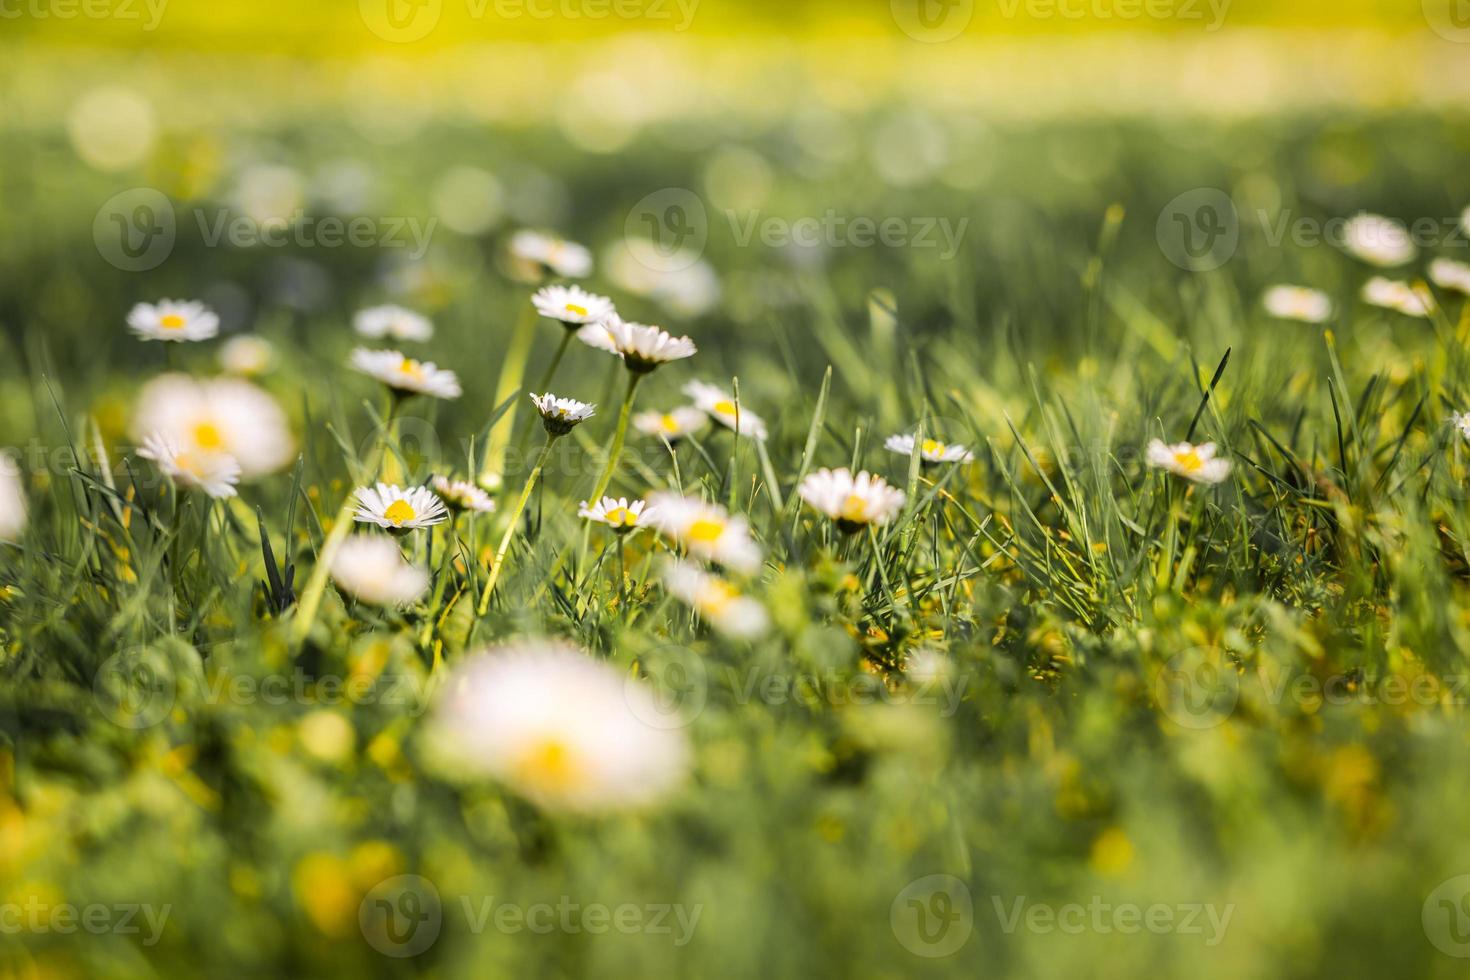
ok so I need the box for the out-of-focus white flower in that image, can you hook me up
[1262,285,1333,324]
[432,476,496,514]
[884,433,974,465]
[1430,258,1470,297]
[329,535,429,606]
[904,648,954,687]
[350,348,462,400]
[646,493,762,574]
[578,496,652,533]
[1451,412,1470,443]
[354,305,433,342]
[353,483,449,531]
[1361,277,1433,318]
[425,642,689,813]
[218,335,276,376]
[132,374,294,479]
[798,468,907,532]
[531,285,615,327]
[530,392,596,436]
[1342,213,1417,268]
[606,240,722,317]
[509,230,593,280]
[0,455,26,542]
[127,300,220,343]
[138,433,241,499]
[577,315,696,373]
[633,407,709,442]
[683,381,768,440]
[1145,439,1232,484]
[663,561,769,640]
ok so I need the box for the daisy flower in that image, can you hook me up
[1342,213,1417,268]
[132,374,294,479]
[683,381,769,440]
[646,493,762,574]
[432,475,496,514]
[509,230,593,281]
[0,454,26,542]
[531,285,615,327]
[663,562,769,640]
[577,315,697,374]
[1145,439,1232,484]
[1430,258,1470,297]
[633,407,709,442]
[530,392,596,436]
[353,483,449,532]
[579,496,652,534]
[798,468,907,532]
[1361,277,1433,318]
[350,348,462,400]
[1261,285,1333,324]
[884,433,975,465]
[424,642,690,813]
[127,299,220,343]
[1451,412,1470,443]
[354,305,433,343]
[329,535,430,606]
[138,433,241,499]
[218,335,276,376]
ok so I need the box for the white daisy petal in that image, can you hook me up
[531,285,616,327]
[127,299,220,343]
[509,230,593,280]
[663,561,769,640]
[350,348,462,400]
[633,407,709,442]
[584,314,698,373]
[432,476,496,514]
[645,493,762,575]
[330,536,430,606]
[1342,213,1417,268]
[884,433,975,464]
[354,305,433,342]
[138,433,241,499]
[682,381,768,440]
[797,468,906,531]
[131,374,294,479]
[578,496,651,533]
[1262,285,1333,324]
[353,483,449,531]
[1362,277,1434,318]
[530,392,596,436]
[1145,439,1233,485]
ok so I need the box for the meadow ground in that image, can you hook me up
[6,40,1470,978]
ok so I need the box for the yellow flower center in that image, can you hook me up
[514,738,581,795]
[174,451,206,479]
[605,507,636,527]
[1173,449,1204,473]
[397,357,424,382]
[565,303,588,317]
[687,517,725,543]
[840,494,870,522]
[159,314,187,330]
[383,500,417,525]
[921,439,946,456]
[660,415,681,434]
[699,581,739,617]
[713,400,738,417]
[193,421,225,451]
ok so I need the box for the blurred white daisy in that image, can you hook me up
[329,535,429,606]
[683,381,768,440]
[663,561,769,640]
[354,305,433,342]
[0,454,26,542]
[1451,412,1470,443]
[1430,258,1470,297]
[1342,213,1417,268]
[127,299,220,343]
[607,241,722,318]
[132,374,294,479]
[531,285,615,327]
[138,433,241,499]
[646,492,762,574]
[530,392,596,436]
[432,476,496,514]
[578,496,651,534]
[578,315,697,373]
[217,335,276,376]
[350,348,462,400]
[353,483,448,531]
[633,407,709,442]
[1262,285,1333,324]
[798,468,907,532]
[509,230,593,280]
[884,433,975,465]
[1145,439,1232,484]
[1362,277,1433,318]
[424,642,689,813]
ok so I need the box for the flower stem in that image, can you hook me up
[588,371,642,502]
[478,301,539,491]
[531,330,575,407]
[478,436,556,616]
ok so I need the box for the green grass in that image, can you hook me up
[5,107,1470,979]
